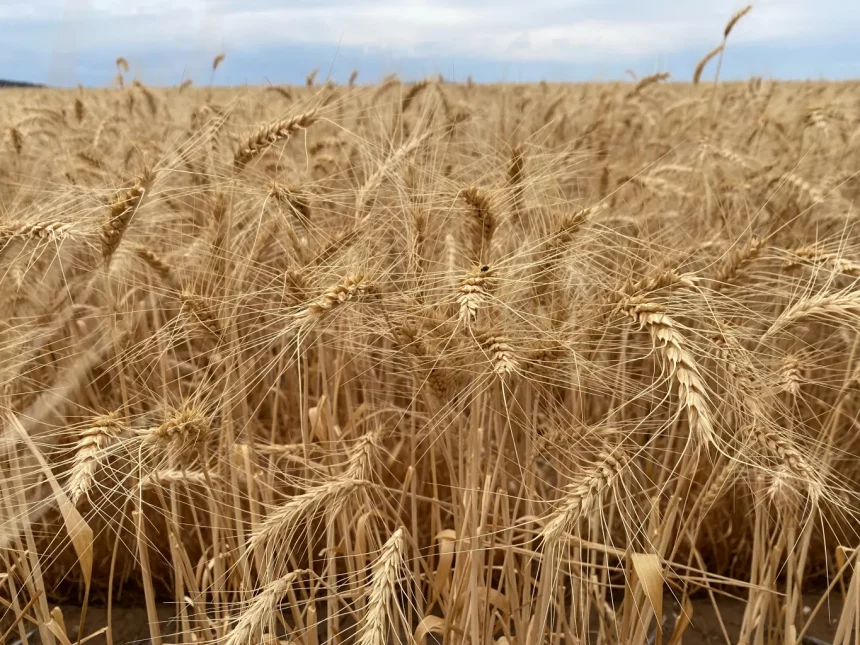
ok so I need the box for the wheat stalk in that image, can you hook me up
[141,470,210,489]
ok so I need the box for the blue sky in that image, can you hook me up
[1,1,857,86]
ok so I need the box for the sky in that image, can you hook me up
[0,0,857,87]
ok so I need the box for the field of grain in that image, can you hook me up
[1,44,860,645]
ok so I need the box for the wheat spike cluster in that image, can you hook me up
[1,14,860,644]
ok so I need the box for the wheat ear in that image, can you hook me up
[693,45,724,84]
[784,245,860,277]
[358,529,406,645]
[401,79,430,112]
[225,570,305,645]
[293,274,371,331]
[713,235,762,291]
[67,412,126,506]
[100,167,156,264]
[234,110,318,170]
[458,265,494,324]
[724,5,752,38]
[137,406,209,462]
[622,298,715,447]
[249,479,370,554]
[541,449,628,545]
[476,331,519,378]
[761,290,860,342]
[460,185,497,264]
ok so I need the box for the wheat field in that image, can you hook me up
[1,33,860,645]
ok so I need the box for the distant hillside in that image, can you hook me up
[0,79,44,88]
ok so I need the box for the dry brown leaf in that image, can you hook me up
[414,615,446,645]
[433,529,457,597]
[667,595,693,645]
[8,414,93,592]
[631,552,664,643]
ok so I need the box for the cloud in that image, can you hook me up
[5,0,859,62]
[2,0,858,85]
[188,1,860,62]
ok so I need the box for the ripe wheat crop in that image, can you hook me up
[1,26,860,645]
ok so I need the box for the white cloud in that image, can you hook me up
[206,0,860,62]
[3,0,858,63]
